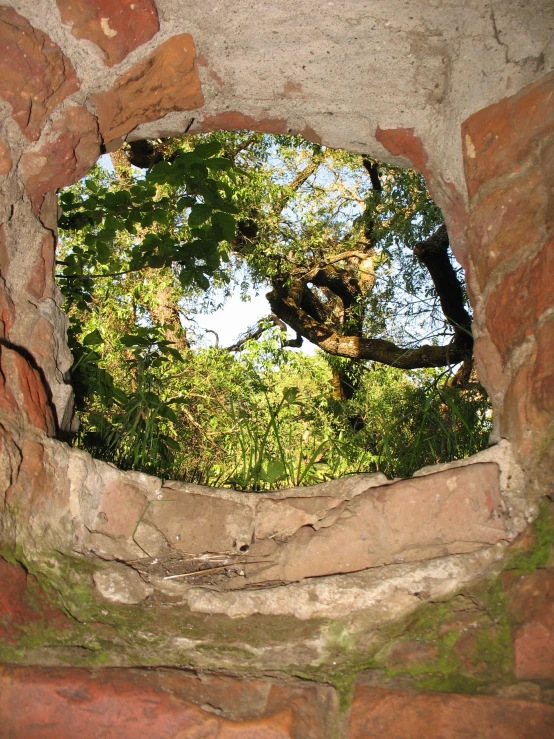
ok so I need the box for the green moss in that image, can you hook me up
[416,672,486,694]
[368,577,516,696]
[505,500,553,574]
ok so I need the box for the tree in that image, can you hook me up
[122,135,473,379]
[56,132,488,485]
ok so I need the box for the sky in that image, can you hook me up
[192,285,317,355]
[96,153,318,355]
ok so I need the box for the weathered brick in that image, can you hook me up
[351,686,554,738]
[504,569,554,681]
[0,7,79,141]
[0,137,11,176]
[463,71,554,200]
[56,0,159,67]
[0,559,71,646]
[468,168,549,291]
[0,665,336,738]
[92,34,204,144]
[22,106,101,213]
[0,345,57,435]
[532,319,554,415]
[485,240,554,362]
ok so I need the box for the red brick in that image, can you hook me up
[486,240,554,361]
[0,226,16,340]
[463,72,554,200]
[0,665,335,738]
[92,34,204,145]
[472,330,509,407]
[376,126,430,176]
[0,137,11,176]
[0,7,79,141]
[532,317,554,415]
[56,0,159,67]
[499,361,534,462]
[467,168,549,291]
[13,349,56,435]
[197,110,288,135]
[22,106,101,214]
[504,569,554,681]
[0,559,71,646]
[351,686,554,738]
[0,346,19,414]
[388,641,439,669]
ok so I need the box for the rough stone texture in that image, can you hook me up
[0,6,79,141]
[462,72,554,201]
[0,558,72,645]
[505,569,554,680]
[22,105,101,213]
[351,687,554,738]
[0,137,11,176]
[0,665,337,738]
[92,34,204,144]
[485,240,554,363]
[0,345,56,435]
[243,463,506,584]
[93,562,154,604]
[0,1,553,733]
[459,71,554,495]
[56,0,159,67]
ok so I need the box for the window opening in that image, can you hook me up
[56,132,491,488]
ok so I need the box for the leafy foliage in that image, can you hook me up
[56,133,491,488]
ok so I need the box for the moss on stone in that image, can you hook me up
[505,499,553,574]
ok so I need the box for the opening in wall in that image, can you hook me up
[56,132,491,489]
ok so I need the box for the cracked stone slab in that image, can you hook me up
[93,562,153,604]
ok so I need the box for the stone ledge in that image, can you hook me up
[0,664,338,738]
[351,686,554,738]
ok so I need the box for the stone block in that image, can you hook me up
[92,34,204,144]
[505,569,554,680]
[463,72,554,200]
[56,0,159,67]
[0,7,79,141]
[246,463,506,583]
[351,686,554,738]
[22,105,101,213]
[485,240,554,362]
[0,665,337,738]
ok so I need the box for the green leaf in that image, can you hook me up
[177,196,196,210]
[205,156,233,172]
[112,387,128,404]
[95,242,111,265]
[159,405,178,423]
[189,204,213,227]
[82,329,103,346]
[164,346,184,362]
[195,273,210,291]
[212,211,236,242]
[192,141,223,158]
[162,436,180,451]
[120,334,150,347]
